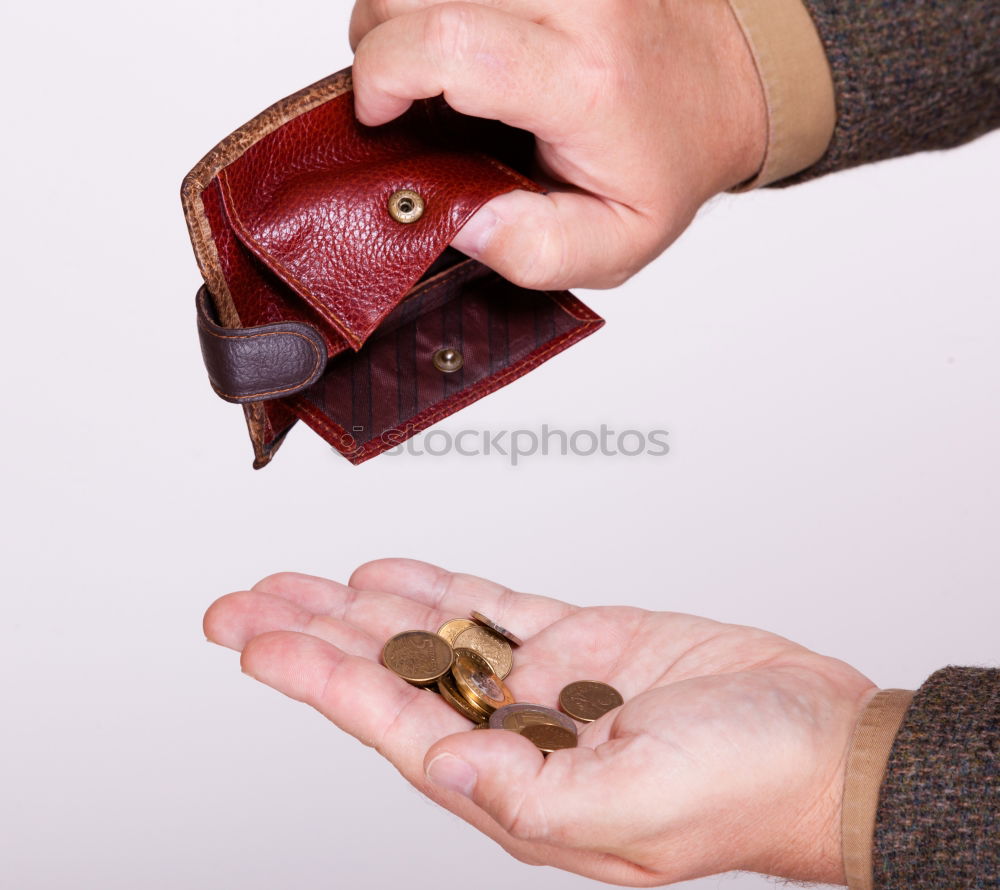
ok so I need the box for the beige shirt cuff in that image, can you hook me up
[841,688,916,890]
[725,0,836,188]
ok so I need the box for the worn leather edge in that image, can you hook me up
[180,68,355,322]
[196,286,327,404]
[181,68,355,467]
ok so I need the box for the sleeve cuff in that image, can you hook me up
[841,688,916,890]
[725,0,836,188]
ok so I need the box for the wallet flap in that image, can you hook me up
[214,90,542,351]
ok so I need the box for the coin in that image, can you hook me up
[451,648,514,715]
[453,625,513,679]
[520,723,578,754]
[558,681,624,722]
[438,672,491,721]
[489,703,577,734]
[381,630,454,686]
[470,610,523,648]
[437,618,477,646]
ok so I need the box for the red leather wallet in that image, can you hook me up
[182,68,604,467]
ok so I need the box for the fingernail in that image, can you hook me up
[426,752,477,797]
[451,205,499,259]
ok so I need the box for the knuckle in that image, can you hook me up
[503,212,567,291]
[504,266,550,291]
[422,2,479,66]
[505,844,546,867]
[367,0,392,22]
[572,32,625,111]
[592,216,658,289]
[502,793,550,842]
[596,261,637,289]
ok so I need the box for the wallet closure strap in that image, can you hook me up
[196,286,326,403]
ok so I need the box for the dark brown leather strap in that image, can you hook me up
[196,286,326,403]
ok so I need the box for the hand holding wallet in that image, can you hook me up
[182,68,604,467]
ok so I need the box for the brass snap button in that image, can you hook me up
[388,189,425,224]
[433,347,463,373]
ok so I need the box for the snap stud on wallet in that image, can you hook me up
[181,68,604,467]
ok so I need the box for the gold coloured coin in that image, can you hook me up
[381,630,454,686]
[437,618,477,646]
[520,723,578,754]
[558,681,624,722]
[453,625,513,679]
[489,703,577,734]
[470,610,523,647]
[438,672,490,722]
[451,648,514,715]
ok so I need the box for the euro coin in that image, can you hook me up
[381,630,454,686]
[451,648,514,715]
[438,671,491,722]
[489,703,576,734]
[437,618,477,646]
[470,610,523,648]
[453,625,513,679]
[558,680,624,722]
[520,723,577,754]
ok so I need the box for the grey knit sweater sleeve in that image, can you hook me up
[873,666,999,888]
[777,0,1000,184]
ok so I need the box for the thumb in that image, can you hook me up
[450,190,651,291]
[423,728,592,846]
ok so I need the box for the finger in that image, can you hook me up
[204,590,382,657]
[249,571,445,638]
[251,571,355,613]
[241,630,473,764]
[450,188,650,289]
[424,730,654,884]
[349,0,550,50]
[352,3,578,138]
[348,558,577,639]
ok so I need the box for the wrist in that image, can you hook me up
[720,0,769,191]
[840,688,916,890]
[721,0,837,188]
[811,684,884,885]
[706,0,768,191]
[748,677,880,884]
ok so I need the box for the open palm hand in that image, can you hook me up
[205,559,874,886]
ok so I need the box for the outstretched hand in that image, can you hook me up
[204,559,874,886]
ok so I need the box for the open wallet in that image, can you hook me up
[181,68,604,467]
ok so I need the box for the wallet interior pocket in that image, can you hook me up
[290,258,602,463]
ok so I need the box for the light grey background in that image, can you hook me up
[2,1,997,888]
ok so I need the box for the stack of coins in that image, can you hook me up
[381,611,624,754]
